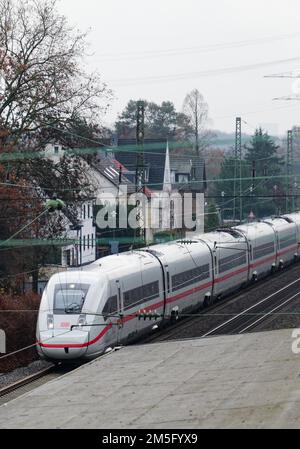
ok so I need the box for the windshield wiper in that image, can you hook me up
[65,303,81,313]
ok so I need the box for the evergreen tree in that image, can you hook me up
[216,156,249,221]
[205,202,220,231]
[244,128,282,177]
[215,129,285,220]
[115,100,193,140]
[243,128,285,217]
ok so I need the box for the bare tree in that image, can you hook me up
[0,0,112,289]
[0,0,111,144]
[183,89,210,155]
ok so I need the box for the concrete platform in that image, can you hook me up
[1,329,300,428]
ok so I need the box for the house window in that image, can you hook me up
[54,146,59,154]
[178,174,189,183]
[87,234,90,250]
[88,204,90,218]
[63,249,71,266]
[83,205,86,220]
[83,235,86,251]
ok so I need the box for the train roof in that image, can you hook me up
[282,212,300,225]
[263,216,297,229]
[235,221,275,239]
[195,229,246,246]
[88,251,158,272]
[145,239,210,258]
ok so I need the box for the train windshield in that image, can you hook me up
[53,283,90,314]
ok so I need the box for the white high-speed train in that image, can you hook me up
[37,212,300,361]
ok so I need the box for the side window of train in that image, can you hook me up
[279,234,297,249]
[124,281,159,309]
[218,252,247,273]
[253,241,274,259]
[171,264,210,292]
[102,295,118,321]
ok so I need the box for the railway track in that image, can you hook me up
[0,364,76,406]
[141,261,300,344]
[202,277,300,336]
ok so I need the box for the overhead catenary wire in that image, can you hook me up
[0,173,296,193]
[110,55,300,86]
[97,32,300,61]
[0,208,49,249]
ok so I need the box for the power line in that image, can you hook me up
[111,56,300,86]
[96,32,300,61]
[0,208,49,248]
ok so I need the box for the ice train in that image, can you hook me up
[37,213,300,361]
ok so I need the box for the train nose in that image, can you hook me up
[38,329,90,360]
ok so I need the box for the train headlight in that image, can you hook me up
[47,314,54,329]
[77,314,87,327]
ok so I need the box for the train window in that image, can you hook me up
[102,295,118,321]
[253,241,274,259]
[171,264,209,292]
[218,252,246,273]
[123,281,159,310]
[53,283,90,314]
[279,234,296,249]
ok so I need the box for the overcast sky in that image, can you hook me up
[58,0,300,136]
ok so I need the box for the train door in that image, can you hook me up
[245,238,252,283]
[115,280,124,345]
[134,257,164,337]
[187,243,213,308]
[274,230,279,267]
[118,267,143,344]
[101,279,124,349]
[212,248,221,297]
[164,264,170,315]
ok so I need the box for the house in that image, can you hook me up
[61,201,96,267]
[114,139,206,241]
[42,143,96,267]
[90,152,136,256]
[43,138,207,258]
[43,142,138,262]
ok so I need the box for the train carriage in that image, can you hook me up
[235,222,276,280]
[37,251,165,360]
[199,229,249,299]
[283,212,300,257]
[263,217,298,267]
[147,239,214,315]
